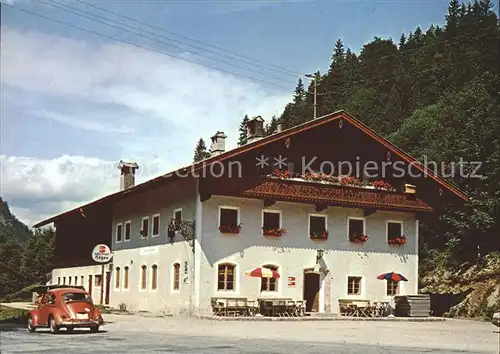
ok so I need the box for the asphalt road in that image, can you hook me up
[1,325,497,354]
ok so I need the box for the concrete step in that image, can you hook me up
[305,312,339,318]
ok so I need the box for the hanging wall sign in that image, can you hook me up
[91,244,113,263]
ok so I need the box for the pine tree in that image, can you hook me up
[238,115,250,146]
[329,38,345,72]
[293,78,306,104]
[265,115,279,136]
[193,138,210,162]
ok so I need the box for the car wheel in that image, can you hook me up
[90,325,99,333]
[66,326,74,334]
[49,316,60,334]
[27,317,36,333]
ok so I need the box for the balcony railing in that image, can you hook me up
[240,177,432,213]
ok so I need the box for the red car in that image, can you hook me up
[28,287,103,334]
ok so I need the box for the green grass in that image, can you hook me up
[0,305,29,324]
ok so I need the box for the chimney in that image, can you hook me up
[246,115,265,144]
[117,160,139,191]
[210,131,227,157]
[276,120,284,133]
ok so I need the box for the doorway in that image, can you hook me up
[105,271,111,305]
[303,272,320,312]
[88,275,93,296]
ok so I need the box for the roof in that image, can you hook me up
[33,110,469,228]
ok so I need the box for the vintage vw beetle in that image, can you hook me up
[28,286,103,334]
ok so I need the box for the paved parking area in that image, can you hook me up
[1,314,498,353]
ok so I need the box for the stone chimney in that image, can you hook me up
[246,116,265,144]
[276,120,284,133]
[210,131,227,157]
[117,160,139,191]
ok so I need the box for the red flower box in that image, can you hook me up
[262,228,287,237]
[271,169,294,179]
[388,235,407,245]
[310,231,329,240]
[349,234,369,244]
[219,224,242,234]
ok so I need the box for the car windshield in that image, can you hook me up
[62,292,91,303]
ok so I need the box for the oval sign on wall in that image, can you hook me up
[92,244,113,263]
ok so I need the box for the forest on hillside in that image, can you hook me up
[207,0,498,316]
[0,198,55,300]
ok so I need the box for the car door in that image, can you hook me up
[37,293,50,325]
[41,292,57,325]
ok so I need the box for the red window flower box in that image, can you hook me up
[388,235,407,245]
[262,228,287,237]
[219,225,242,234]
[310,231,329,240]
[349,234,369,244]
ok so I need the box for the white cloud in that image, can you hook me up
[1,27,292,225]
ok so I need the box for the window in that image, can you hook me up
[174,209,182,222]
[74,276,78,285]
[115,267,121,289]
[151,265,158,290]
[123,266,129,289]
[262,210,281,230]
[347,276,362,295]
[63,277,66,285]
[260,265,278,292]
[140,265,147,289]
[47,293,56,305]
[309,214,327,238]
[141,217,149,238]
[68,276,72,285]
[217,263,235,291]
[348,218,365,238]
[62,292,91,303]
[116,223,123,242]
[387,221,403,241]
[80,276,84,286]
[387,279,399,296]
[219,207,239,227]
[173,263,180,291]
[124,221,131,241]
[57,277,61,285]
[95,274,103,287]
[152,214,160,237]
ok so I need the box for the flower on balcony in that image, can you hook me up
[310,230,329,240]
[388,235,407,245]
[372,180,393,191]
[262,228,287,237]
[219,224,242,234]
[271,169,295,179]
[349,234,369,244]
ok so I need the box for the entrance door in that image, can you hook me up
[88,275,93,296]
[303,272,320,312]
[105,271,111,305]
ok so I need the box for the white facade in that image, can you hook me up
[51,265,108,305]
[195,195,418,314]
[51,186,419,315]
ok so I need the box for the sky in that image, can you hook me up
[1,0,489,227]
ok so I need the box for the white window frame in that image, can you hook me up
[115,222,123,243]
[259,263,281,294]
[152,214,160,237]
[308,213,328,236]
[386,220,404,242]
[141,216,149,239]
[115,266,121,290]
[173,208,183,221]
[347,216,366,239]
[215,262,239,294]
[171,261,181,293]
[217,205,240,228]
[385,278,401,297]
[261,209,282,231]
[122,266,130,291]
[139,264,148,292]
[124,221,131,242]
[150,264,159,292]
[346,275,364,297]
